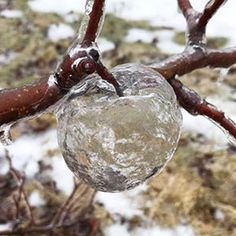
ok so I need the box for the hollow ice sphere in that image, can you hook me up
[56,64,182,192]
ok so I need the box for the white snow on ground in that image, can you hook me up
[125,29,155,44]
[64,12,80,23]
[28,0,85,15]
[0,223,12,231]
[28,0,236,49]
[47,23,75,42]
[125,28,184,54]
[0,9,23,18]
[182,91,236,149]
[97,184,196,236]
[95,184,147,218]
[97,38,115,53]
[106,0,236,46]
[157,30,185,54]
[214,209,225,221]
[29,190,45,207]
[0,52,18,66]
[182,109,228,148]
[0,129,74,195]
[0,148,9,175]
[49,155,74,195]
[104,223,195,236]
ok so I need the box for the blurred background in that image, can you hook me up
[0,0,236,235]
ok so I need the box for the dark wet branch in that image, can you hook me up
[82,0,106,44]
[169,78,236,139]
[96,61,124,96]
[177,0,194,18]
[198,0,228,29]
[0,0,235,140]
[207,47,236,68]
[0,0,111,128]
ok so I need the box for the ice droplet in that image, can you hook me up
[56,64,182,192]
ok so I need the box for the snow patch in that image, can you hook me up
[64,13,80,23]
[0,9,23,18]
[95,184,147,218]
[0,146,9,175]
[97,38,115,53]
[29,0,236,48]
[214,209,225,221]
[0,52,18,66]
[4,129,74,195]
[104,223,195,236]
[49,156,74,195]
[0,223,12,231]
[28,0,85,15]
[125,28,184,54]
[29,191,45,207]
[182,109,228,147]
[47,23,75,42]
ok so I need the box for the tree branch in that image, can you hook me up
[198,0,228,29]
[0,0,235,141]
[177,0,194,18]
[82,0,106,44]
[0,0,109,129]
[169,78,236,139]
[96,61,123,96]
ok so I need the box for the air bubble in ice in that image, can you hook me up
[56,64,182,192]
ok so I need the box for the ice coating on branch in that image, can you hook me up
[78,0,105,42]
[56,64,182,192]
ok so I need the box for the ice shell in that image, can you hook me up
[57,63,182,192]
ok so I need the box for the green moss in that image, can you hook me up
[173,31,185,45]
[174,31,228,48]
[207,36,228,48]
[101,14,160,45]
[0,5,66,87]
[109,42,161,67]
[12,0,29,11]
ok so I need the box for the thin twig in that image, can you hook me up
[82,0,106,44]
[50,178,81,226]
[169,78,236,139]
[96,61,124,96]
[198,0,228,28]
[5,152,35,225]
[58,185,90,225]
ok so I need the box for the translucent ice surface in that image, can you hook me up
[77,0,105,43]
[56,64,182,192]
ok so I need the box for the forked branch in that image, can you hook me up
[0,0,235,140]
[169,78,236,138]
[198,0,227,28]
[152,0,236,139]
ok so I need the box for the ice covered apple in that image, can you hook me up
[57,64,182,192]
